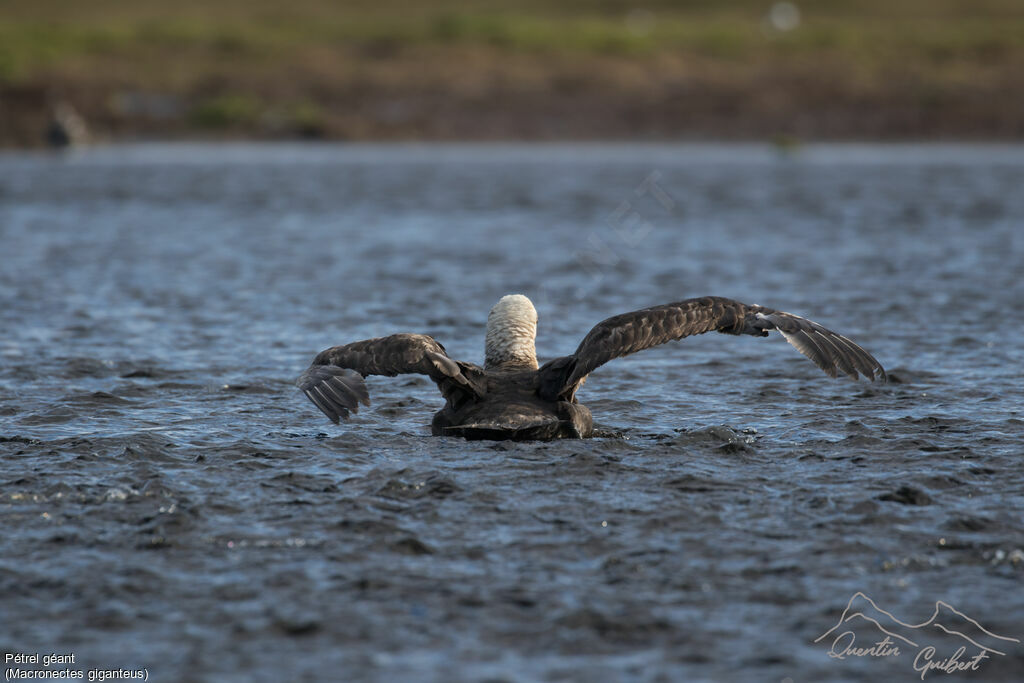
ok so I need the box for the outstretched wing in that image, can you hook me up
[538,296,885,402]
[297,333,486,424]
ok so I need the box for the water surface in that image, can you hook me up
[1,143,1022,681]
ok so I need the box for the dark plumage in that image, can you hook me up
[297,295,885,440]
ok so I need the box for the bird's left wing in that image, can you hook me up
[297,333,485,424]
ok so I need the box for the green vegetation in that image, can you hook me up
[189,94,263,129]
[2,0,1022,143]
[4,1,1023,69]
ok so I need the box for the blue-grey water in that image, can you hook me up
[1,143,1022,682]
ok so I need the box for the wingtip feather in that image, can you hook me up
[298,364,372,425]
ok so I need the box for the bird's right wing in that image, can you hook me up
[297,333,486,424]
[538,296,885,402]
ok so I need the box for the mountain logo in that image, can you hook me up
[815,592,1020,678]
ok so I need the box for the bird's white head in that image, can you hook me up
[485,294,538,369]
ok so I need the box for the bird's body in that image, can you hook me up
[430,367,592,440]
[298,294,885,440]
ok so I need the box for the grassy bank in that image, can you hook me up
[2,0,1023,145]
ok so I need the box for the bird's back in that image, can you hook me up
[431,367,591,440]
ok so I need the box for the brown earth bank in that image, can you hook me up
[4,46,1023,147]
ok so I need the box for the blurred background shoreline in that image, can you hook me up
[3,0,1022,148]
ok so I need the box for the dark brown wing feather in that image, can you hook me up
[538,296,885,402]
[747,310,887,382]
[297,333,485,424]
